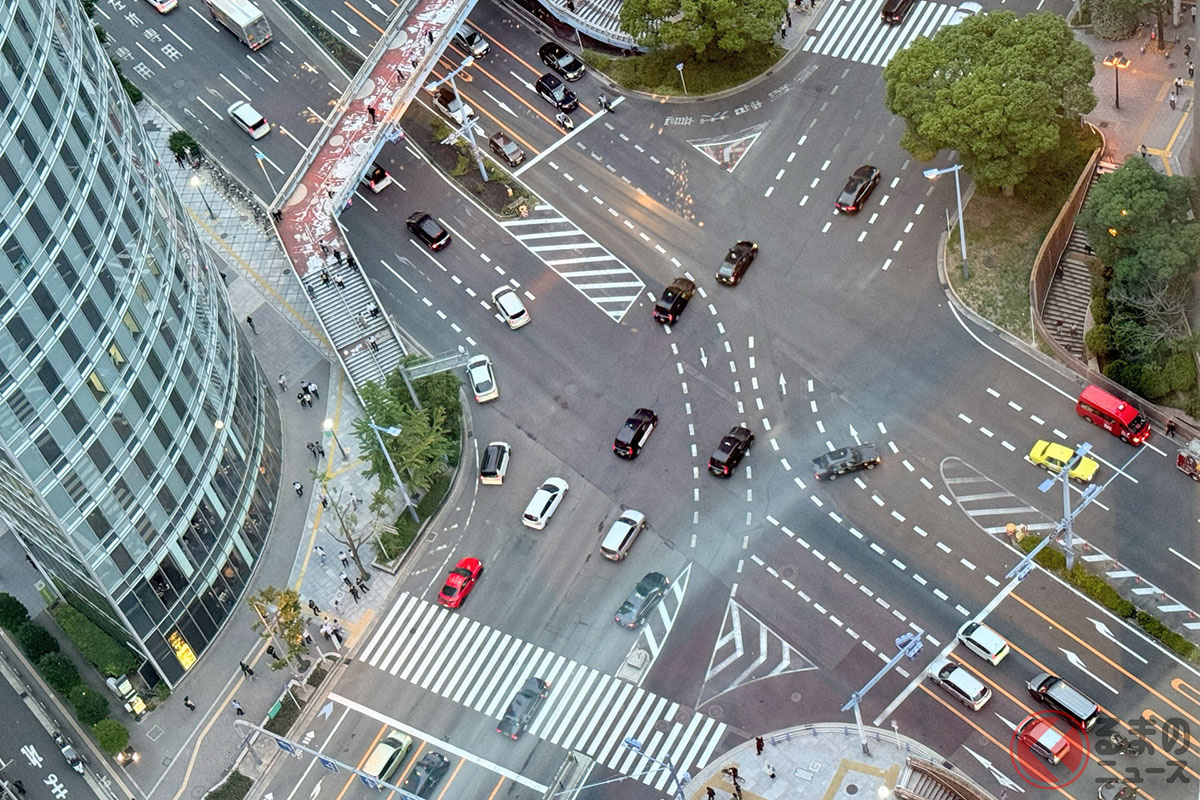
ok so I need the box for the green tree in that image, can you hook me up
[246,586,307,665]
[69,685,110,726]
[619,0,784,58]
[0,593,29,632]
[168,131,204,165]
[355,379,455,497]
[38,652,81,695]
[92,719,130,756]
[883,11,1096,190]
[17,622,59,661]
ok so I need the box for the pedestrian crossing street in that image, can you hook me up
[801,0,961,66]
[499,204,645,324]
[357,592,726,791]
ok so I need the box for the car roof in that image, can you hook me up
[230,102,262,124]
[636,572,668,591]
[540,41,566,56]
[496,291,524,314]
[931,657,987,695]
[852,164,878,179]
[538,73,562,87]
[618,509,645,526]
[960,620,1004,650]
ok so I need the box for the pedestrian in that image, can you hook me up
[349,491,360,508]
[320,624,331,640]
[1167,418,1178,438]
[307,442,316,457]
[349,585,360,602]
[321,269,331,285]
[319,241,329,255]
[297,391,306,408]
[755,736,764,755]
[314,544,327,564]
[319,492,329,509]
[427,30,434,44]
[368,105,377,123]
[308,382,320,399]
[339,550,349,568]
[1175,76,1183,93]
[266,645,278,659]
[239,661,254,678]
[231,699,244,716]
[369,303,380,317]
[1140,143,1148,158]
[245,315,256,334]
[334,598,342,614]
[277,373,287,391]
[780,20,787,38]
[303,391,313,407]
[706,788,716,800]
[335,274,345,288]
[766,763,776,779]
[303,629,314,645]
[183,696,196,711]
[368,335,379,351]
[308,598,320,615]
[356,576,369,595]
[332,623,345,643]
[1189,60,1195,78]
[24,554,34,569]
[340,571,353,588]
[293,481,304,497]
[348,254,357,269]
[1189,43,1194,58]
[786,9,792,25]
[11,780,25,796]
[566,0,575,9]
[316,442,326,457]
[1170,91,1177,110]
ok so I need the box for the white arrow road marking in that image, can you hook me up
[700,347,708,368]
[1060,648,1120,694]
[1089,618,1147,664]
[850,424,861,445]
[779,373,787,395]
[962,745,1026,792]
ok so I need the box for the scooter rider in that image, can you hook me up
[598,92,610,112]
[555,110,573,130]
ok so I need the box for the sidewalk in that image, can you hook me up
[112,101,415,800]
[1079,22,1195,175]
[687,724,960,800]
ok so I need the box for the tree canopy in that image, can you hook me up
[883,11,1096,189]
[620,0,785,58]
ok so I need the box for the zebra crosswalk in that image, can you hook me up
[356,592,726,791]
[499,205,645,323]
[801,0,960,66]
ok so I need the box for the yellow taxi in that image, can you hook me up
[1028,440,1099,483]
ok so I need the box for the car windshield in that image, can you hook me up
[555,53,575,68]
[441,584,458,597]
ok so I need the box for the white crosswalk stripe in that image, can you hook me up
[500,205,645,322]
[801,0,959,66]
[357,593,725,788]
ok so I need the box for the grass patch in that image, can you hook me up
[264,694,304,736]
[205,771,253,800]
[586,46,786,95]
[376,472,453,561]
[949,125,1101,341]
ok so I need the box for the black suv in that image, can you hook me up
[835,165,881,214]
[715,241,758,286]
[538,42,586,81]
[497,677,549,739]
[489,132,526,167]
[535,73,578,112]
[613,408,658,459]
[614,572,671,627]
[401,752,450,798]
[880,0,915,23]
[811,445,881,480]
[708,426,754,476]
[406,212,451,251]
[652,278,696,324]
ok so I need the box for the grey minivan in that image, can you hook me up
[1027,672,1099,730]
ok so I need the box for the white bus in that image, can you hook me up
[204,0,272,50]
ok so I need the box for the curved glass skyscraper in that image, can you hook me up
[0,0,281,684]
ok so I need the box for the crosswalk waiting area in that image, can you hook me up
[802,0,961,66]
[357,593,726,792]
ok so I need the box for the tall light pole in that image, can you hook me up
[322,418,349,460]
[367,421,419,523]
[622,738,689,800]
[189,172,217,219]
[1103,53,1131,110]
[923,164,968,280]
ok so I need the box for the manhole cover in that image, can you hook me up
[846,785,858,795]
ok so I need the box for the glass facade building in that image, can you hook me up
[0,0,281,684]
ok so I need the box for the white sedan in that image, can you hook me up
[466,355,498,403]
[522,478,568,529]
[956,619,1010,665]
[491,286,531,329]
[947,1,982,24]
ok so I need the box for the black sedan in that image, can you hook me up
[614,572,671,627]
[497,677,549,739]
[538,41,586,81]
[406,212,450,251]
[613,408,658,459]
[834,165,881,214]
[811,444,881,480]
[707,426,754,476]
[401,752,450,798]
[715,241,758,286]
[652,277,696,324]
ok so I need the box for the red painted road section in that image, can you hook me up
[274,0,466,278]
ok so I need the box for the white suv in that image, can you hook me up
[491,286,531,329]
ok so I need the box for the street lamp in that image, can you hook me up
[189,172,217,219]
[923,164,969,280]
[367,421,419,523]
[1103,53,1131,110]
[622,738,689,800]
[322,417,349,460]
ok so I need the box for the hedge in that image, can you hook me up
[0,593,29,632]
[92,719,130,755]
[70,685,109,726]
[205,771,253,800]
[17,622,59,661]
[264,694,303,736]
[51,604,139,677]
[38,652,80,695]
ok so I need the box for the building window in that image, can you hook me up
[108,341,127,371]
[86,371,108,402]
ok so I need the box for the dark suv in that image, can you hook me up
[497,677,549,739]
[708,426,754,476]
[535,73,578,112]
[880,0,915,23]
[406,212,451,251]
[539,42,586,81]
[652,278,696,324]
[613,408,658,459]
[811,445,881,480]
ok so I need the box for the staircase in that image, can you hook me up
[1042,160,1118,359]
[299,257,405,386]
[544,0,637,50]
[904,771,961,800]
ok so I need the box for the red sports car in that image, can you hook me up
[437,557,483,608]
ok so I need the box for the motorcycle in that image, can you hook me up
[51,731,86,775]
[598,94,614,113]
[555,111,574,131]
